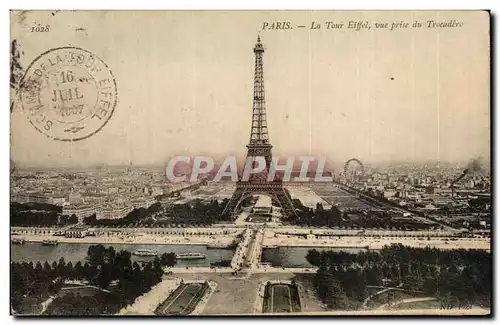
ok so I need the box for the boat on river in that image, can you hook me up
[175,252,206,260]
[41,240,58,246]
[132,249,158,257]
[11,238,25,245]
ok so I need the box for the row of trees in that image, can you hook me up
[11,202,62,213]
[289,201,343,227]
[11,244,177,315]
[306,244,491,267]
[82,199,231,227]
[11,202,78,227]
[306,244,491,310]
[160,199,231,225]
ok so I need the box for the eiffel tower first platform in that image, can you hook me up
[221,36,296,219]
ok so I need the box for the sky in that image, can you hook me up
[10,10,490,168]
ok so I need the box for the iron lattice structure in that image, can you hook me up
[222,36,296,219]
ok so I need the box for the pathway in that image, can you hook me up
[377,297,438,310]
[362,283,405,309]
[39,296,56,314]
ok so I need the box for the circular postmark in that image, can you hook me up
[20,47,117,141]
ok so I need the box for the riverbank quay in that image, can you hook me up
[11,226,243,246]
[11,226,490,251]
[263,231,490,251]
[11,233,238,246]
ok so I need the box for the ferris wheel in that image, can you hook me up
[344,158,364,182]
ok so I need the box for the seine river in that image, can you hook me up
[11,243,235,267]
[12,243,371,268]
[261,246,368,268]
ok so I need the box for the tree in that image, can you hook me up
[74,261,84,279]
[43,261,52,275]
[365,266,383,286]
[57,257,66,277]
[306,249,322,266]
[105,247,116,264]
[114,250,132,279]
[324,278,351,310]
[87,245,107,268]
[66,261,74,279]
[96,263,114,289]
[69,214,78,224]
[403,274,424,291]
[423,276,438,295]
[160,252,177,267]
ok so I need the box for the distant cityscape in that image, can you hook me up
[10,158,491,231]
[11,166,168,222]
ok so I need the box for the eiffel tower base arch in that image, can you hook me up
[221,182,296,219]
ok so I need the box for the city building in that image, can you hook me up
[64,226,90,238]
[62,204,99,223]
[96,205,132,220]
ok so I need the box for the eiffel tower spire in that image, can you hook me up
[249,35,270,146]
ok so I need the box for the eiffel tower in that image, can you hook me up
[221,36,296,219]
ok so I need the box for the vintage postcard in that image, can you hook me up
[10,10,491,316]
